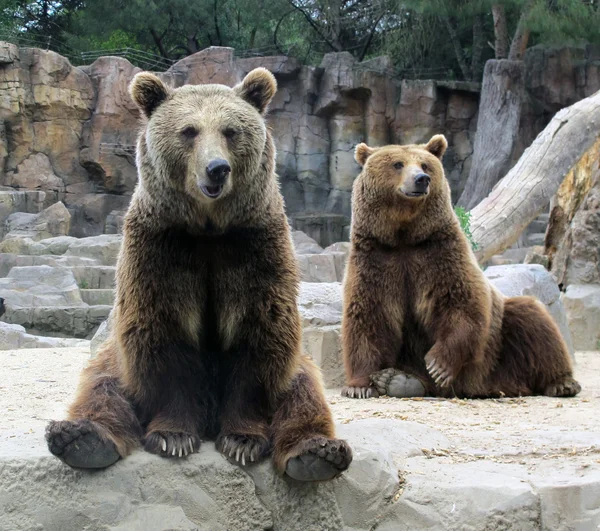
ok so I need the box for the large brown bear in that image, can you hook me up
[45,68,352,482]
[341,135,581,399]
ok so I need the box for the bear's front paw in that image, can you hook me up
[144,431,200,458]
[425,352,455,388]
[217,434,270,466]
[341,386,379,399]
[285,437,352,482]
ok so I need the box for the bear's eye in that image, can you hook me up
[223,127,239,140]
[181,126,199,139]
[393,161,404,170]
[421,163,428,172]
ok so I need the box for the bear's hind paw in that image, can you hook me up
[544,377,582,397]
[285,437,352,482]
[217,434,270,466]
[370,368,426,397]
[144,431,201,458]
[46,419,120,469]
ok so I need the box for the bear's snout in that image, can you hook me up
[198,158,231,199]
[414,173,430,192]
[399,171,430,198]
[206,159,231,185]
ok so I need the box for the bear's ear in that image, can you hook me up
[234,68,277,114]
[424,134,448,159]
[355,143,375,167]
[129,72,171,118]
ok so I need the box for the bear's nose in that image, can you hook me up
[414,173,431,191]
[206,159,231,184]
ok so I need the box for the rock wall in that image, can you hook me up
[1,42,599,243]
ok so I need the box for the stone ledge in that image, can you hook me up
[1,348,599,530]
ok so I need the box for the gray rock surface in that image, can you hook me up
[0,265,84,308]
[2,201,70,242]
[298,282,343,327]
[484,264,575,357]
[562,284,600,351]
[1,412,599,531]
[291,230,323,255]
[0,321,89,349]
[65,234,122,265]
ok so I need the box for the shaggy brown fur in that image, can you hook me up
[46,68,351,480]
[341,135,581,399]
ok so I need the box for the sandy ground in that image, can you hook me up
[1,347,599,468]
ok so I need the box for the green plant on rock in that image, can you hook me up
[454,206,478,251]
[79,280,89,290]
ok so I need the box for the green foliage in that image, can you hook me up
[1,0,600,77]
[454,206,479,251]
[79,279,89,289]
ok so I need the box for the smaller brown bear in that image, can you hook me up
[341,135,581,399]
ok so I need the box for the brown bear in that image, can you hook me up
[45,68,352,482]
[341,135,581,399]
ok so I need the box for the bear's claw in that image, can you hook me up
[217,434,270,466]
[144,430,200,458]
[425,353,455,388]
[341,386,379,399]
[46,419,120,469]
[285,437,352,482]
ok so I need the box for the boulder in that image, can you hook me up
[291,230,323,255]
[0,422,398,531]
[297,253,340,283]
[562,284,600,350]
[298,282,343,327]
[65,235,122,265]
[2,202,70,241]
[3,153,65,207]
[0,190,45,238]
[90,313,112,356]
[302,325,344,387]
[0,265,83,308]
[0,321,89,350]
[2,413,600,530]
[484,264,575,357]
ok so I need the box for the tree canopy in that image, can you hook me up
[1,0,599,79]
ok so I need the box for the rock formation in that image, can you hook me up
[2,42,599,244]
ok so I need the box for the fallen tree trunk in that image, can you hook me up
[471,89,600,263]
[457,59,525,210]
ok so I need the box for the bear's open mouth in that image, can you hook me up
[199,184,224,198]
[400,190,428,198]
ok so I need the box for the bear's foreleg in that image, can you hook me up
[215,361,272,466]
[270,357,352,481]
[46,342,142,469]
[136,343,213,458]
[424,310,485,390]
[341,264,401,398]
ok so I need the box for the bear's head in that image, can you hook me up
[128,68,277,208]
[351,135,451,241]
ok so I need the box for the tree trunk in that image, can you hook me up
[471,14,485,81]
[442,16,471,81]
[544,137,600,283]
[492,4,509,59]
[508,0,534,61]
[470,89,600,263]
[458,59,525,210]
[149,28,169,58]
